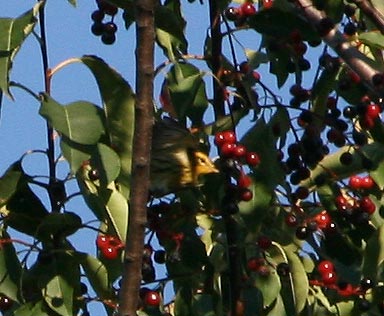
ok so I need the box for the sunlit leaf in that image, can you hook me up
[67,0,76,7]
[254,270,281,307]
[362,224,384,280]
[359,32,384,50]
[80,55,135,199]
[39,95,105,145]
[245,49,269,69]
[0,1,44,98]
[44,275,73,316]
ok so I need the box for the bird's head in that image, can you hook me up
[193,151,219,177]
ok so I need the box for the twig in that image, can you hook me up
[352,0,384,34]
[295,0,383,97]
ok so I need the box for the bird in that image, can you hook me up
[149,118,219,197]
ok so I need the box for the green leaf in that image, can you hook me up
[245,49,269,69]
[67,0,76,7]
[39,95,105,145]
[80,55,135,199]
[362,224,384,281]
[359,31,384,50]
[106,0,134,9]
[75,252,114,299]
[0,229,21,302]
[0,161,26,208]
[0,1,44,99]
[254,270,281,307]
[14,301,52,316]
[89,143,121,186]
[242,285,263,316]
[1,184,48,237]
[191,293,216,316]
[44,275,73,316]
[166,63,208,125]
[77,166,129,242]
[265,294,287,316]
[60,137,95,174]
[36,212,82,240]
[155,3,187,60]
[284,247,309,314]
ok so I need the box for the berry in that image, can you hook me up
[344,22,357,36]
[361,176,374,190]
[247,257,264,271]
[298,58,311,71]
[237,173,252,188]
[104,22,118,35]
[285,213,298,227]
[96,235,110,249]
[224,7,240,21]
[246,152,260,166]
[220,142,237,157]
[322,271,338,285]
[240,188,253,201]
[295,226,310,240]
[91,10,105,22]
[366,104,381,119]
[102,246,119,260]
[240,2,256,16]
[317,17,335,37]
[257,265,270,277]
[91,22,104,36]
[239,61,250,74]
[252,71,261,81]
[262,0,274,9]
[340,152,353,165]
[257,235,272,250]
[372,73,384,86]
[360,277,375,291]
[144,290,161,307]
[0,295,13,311]
[344,4,356,17]
[233,144,247,158]
[356,298,371,311]
[360,196,376,214]
[101,33,116,45]
[317,260,334,274]
[295,186,309,200]
[314,210,331,229]
[143,244,153,259]
[154,250,167,264]
[349,175,363,190]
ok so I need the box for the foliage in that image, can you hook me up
[1,0,384,315]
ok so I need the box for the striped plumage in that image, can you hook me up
[150,118,219,196]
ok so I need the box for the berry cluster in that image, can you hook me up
[91,0,118,45]
[139,287,162,309]
[224,2,257,27]
[335,193,376,225]
[214,130,260,204]
[96,234,124,260]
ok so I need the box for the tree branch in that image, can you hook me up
[209,0,225,118]
[118,0,155,314]
[352,0,384,34]
[295,0,384,97]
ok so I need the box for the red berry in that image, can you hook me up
[144,290,161,307]
[257,235,272,250]
[314,210,331,229]
[285,213,298,227]
[360,196,376,214]
[263,0,274,9]
[96,235,109,249]
[252,71,261,81]
[239,61,250,74]
[240,188,253,201]
[326,96,337,110]
[102,246,119,260]
[220,142,237,157]
[322,271,338,286]
[214,132,226,147]
[317,260,334,274]
[240,2,256,16]
[247,257,265,271]
[246,152,260,166]
[366,104,381,119]
[349,175,362,190]
[233,144,247,159]
[223,130,237,144]
[335,195,348,211]
[361,176,375,190]
[238,173,252,188]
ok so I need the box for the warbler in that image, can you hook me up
[150,118,219,196]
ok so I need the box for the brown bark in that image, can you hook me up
[353,0,384,34]
[117,0,155,314]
